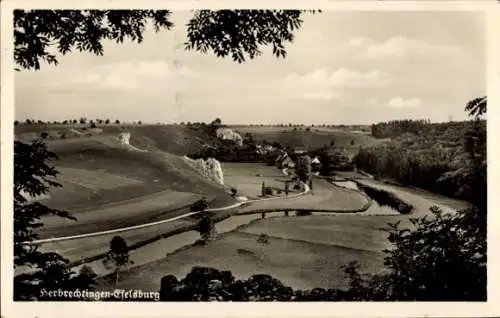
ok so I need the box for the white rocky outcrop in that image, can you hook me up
[216,127,243,146]
[119,132,131,145]
[191,157,224,185]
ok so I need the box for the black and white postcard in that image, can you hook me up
[1,0,499,317]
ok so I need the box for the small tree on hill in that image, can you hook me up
[105,119,110,124]
[14,120,20,126]
[196,213,216,244]
[115,119,120,124]
[103,236,133,286]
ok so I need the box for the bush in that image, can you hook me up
[40,132,48,139]
[90,122,97,128]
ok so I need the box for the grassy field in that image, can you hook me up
[104,215,389,291]
[222,162,299,198]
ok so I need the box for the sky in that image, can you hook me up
[15,10,487,125]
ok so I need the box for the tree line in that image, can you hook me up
[355,119,486,203]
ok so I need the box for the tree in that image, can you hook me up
[115,119,120,124]
[103,236,133,286]
[79,117,86,124]
[14,10,317,71]
[13,140,94,300]
[105,118,110,124]
[14,120,20,125]
[211,118,222,126]
[296,154,312,183]
[190,198,209,212]
[40,132,48,139]
[196,213,216,244]
[257,233,270,260]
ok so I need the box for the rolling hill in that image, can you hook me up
[231,126,387,155]
[21,135,234,213]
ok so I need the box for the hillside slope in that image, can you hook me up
[37,136,233,212]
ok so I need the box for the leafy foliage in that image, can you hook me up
[366,206,486,301]
[465,96,487,118]
[14,9,316,71]
[371,119,431,139]
[295,154,312,183]
[185,10,315,63]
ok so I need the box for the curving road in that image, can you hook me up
[15,176,368,275]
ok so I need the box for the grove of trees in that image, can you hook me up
[354,120,486,202]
